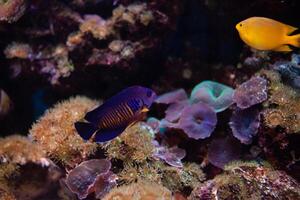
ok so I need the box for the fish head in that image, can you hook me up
[142,88,157,108]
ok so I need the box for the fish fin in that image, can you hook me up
[286,25,298,35]
[288,34,300,48]
[93,126,126,143]
[75,122,98,141]
[273,45,293,52]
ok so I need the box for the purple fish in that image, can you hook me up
[75,86,157,143]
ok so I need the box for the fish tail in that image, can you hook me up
[288,34,300,48]
[74,122,98,141]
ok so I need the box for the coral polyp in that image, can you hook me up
[29,96,99,167]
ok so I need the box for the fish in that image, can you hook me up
[236,17,300,52]
[0,89,12,118]
[75,86,157,143]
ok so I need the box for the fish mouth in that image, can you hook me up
[141,107,149,113]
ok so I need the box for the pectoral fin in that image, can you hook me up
[273,45,292,52]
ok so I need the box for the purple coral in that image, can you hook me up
[154,89,188,104]
[229,108,261,144]
[65,159,117,199]
[208,137,241,169]
[178,103,217,139]
[233,76,268,109]
[165,100,189,122]
[153,141,186,168]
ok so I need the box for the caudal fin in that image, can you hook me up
[74,122,98,141]
[288,34,300,48]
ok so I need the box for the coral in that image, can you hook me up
[118,161,163,185]
[229,108,261,144]
[178,103,217,140]
[207,137,241,169]
[153,141,186,168]
[155,89,188,105]
[190,81,234,112]
[0,188,16,200]
[4,43,33,59]
[161,163,205,193]
[189,161,300,200]
[104,122,155,163]
[233,76,268,109]
[5,43,74,85]
[102,180,173,200]
[259,69,300,133]
[65,159,117,199]
[272,54,300,88]
[164,100,189,123]
[0,135,62,199]
[29,96,99,167]
[0,0,26,23]
[0,135,48,166]
[0,89,12,119]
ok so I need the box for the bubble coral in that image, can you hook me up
[229,108,261,144]
[102,180,173,200]
[65,159,117,199]
[29,96,99,167]
[190,81,234,112]
[0,0,26,23]
[178,103,217,140]
[207,137,241,169]
[104,122,154,163]
[233,76,268,109]
[155,89,188,105]
[188,161,300,200]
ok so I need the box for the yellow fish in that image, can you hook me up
[236,17,300,52]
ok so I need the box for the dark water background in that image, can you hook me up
[1,0,300,135]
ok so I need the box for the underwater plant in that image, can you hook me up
[190,81,234,112]
[29,96,99,167]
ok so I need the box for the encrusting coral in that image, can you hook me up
[259,69,300,133]
[0,135,62,200]
[188,161,300,199]
[0,0,26,23]
[102,180,173,200]
[0,135,48,166]
[29,96,99,167]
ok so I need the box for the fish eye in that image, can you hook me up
[239,23,242,27]
[146,90,152,97]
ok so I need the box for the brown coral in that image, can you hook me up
[29,96,99,167]
[0,135,48,166]
[0,0,26,23]
[102,180,173,200]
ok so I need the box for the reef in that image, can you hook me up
[0,0,300,199]
[189,161,300,199]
